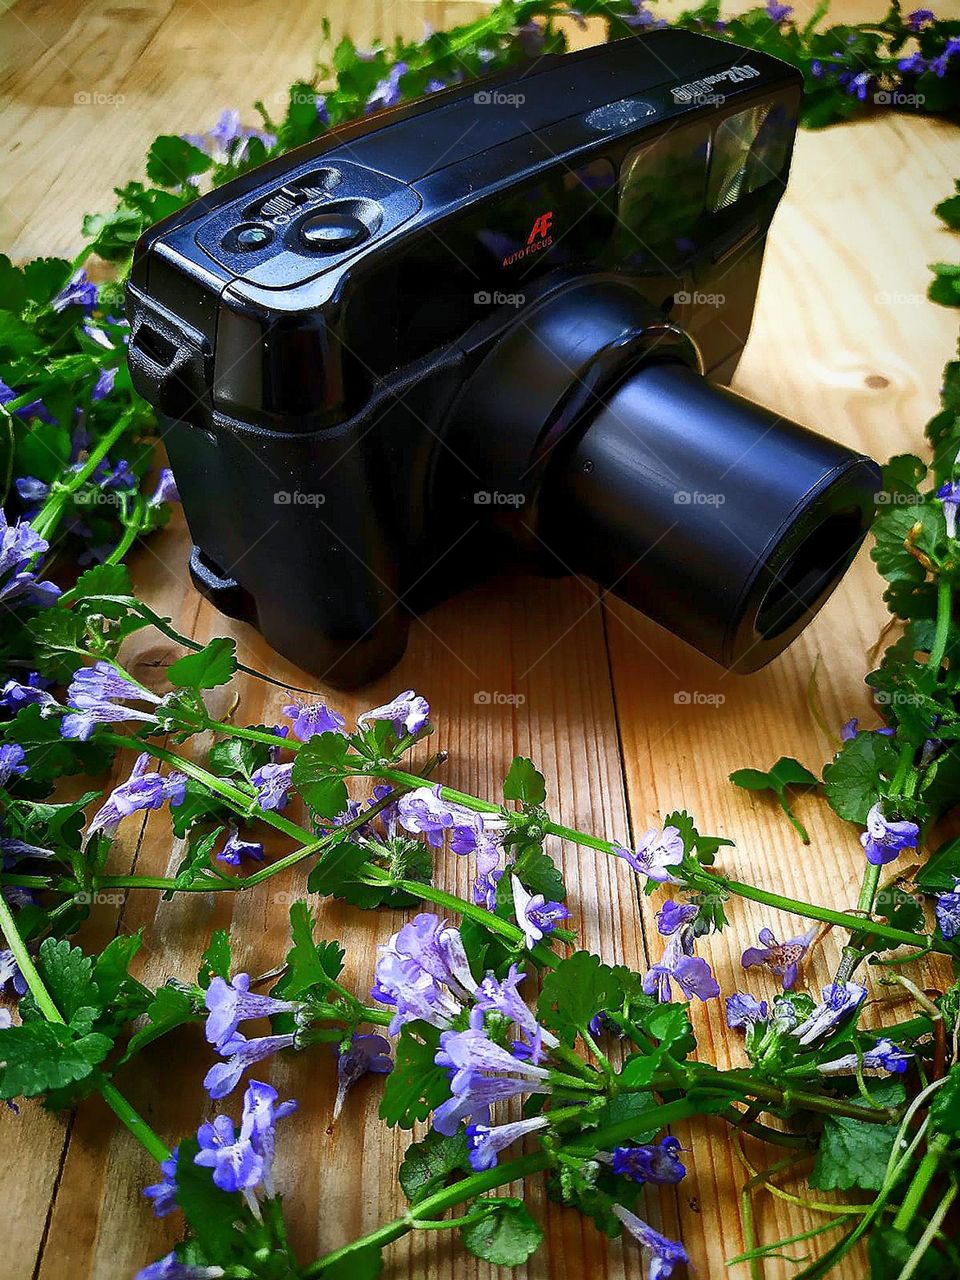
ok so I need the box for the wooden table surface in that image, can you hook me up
[2,2,959,1277]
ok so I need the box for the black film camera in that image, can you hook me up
[127,29,880,688]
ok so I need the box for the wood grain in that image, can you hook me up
[1,1,959,1277]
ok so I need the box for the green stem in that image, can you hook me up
[31,410,136,543]
[892,1132,951,1233]
[926,577,953,678]
[0,892,170,1163]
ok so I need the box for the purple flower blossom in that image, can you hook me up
[357,688,430,737]
[0,948,28,997]
[839,69,871,99]
[614,826,684,883]
[793,982,867,1045]
[930,35,960,76]
[86,753,187,839]
[613,1204,689,1278]
[765,1,793,22]
[204,972,301,1049]
[143,1148,179,1217]
[218,826,264,866]
[899,50,928,74]
[52,269,98,314]
[657,900,698,936]
[741,925,816,989]
[433,1009,553,1134]
[149,468,180,507]
[0,379,55,424]
[612,1136,686,1185]
[516,21,546,53]
[511,874,568,950]
[0,743,27,789]
[366,62,407,112]
[250,761,294,811]
[725,992,769,1029]
[195,1109,263,1193]
[642,931,719,1004]
[819,1037,912,1076]
[860,802,919,866]
[203,1030,296,1099]
[92,367,117,402]
[281,698,346,742]
[396,783,479,848]
[0,511,61,610]
[334,1033,392,1119]
[474,963,558,1058]
[466,1114,550,1170]
[183,109,276,164]
[372,915,475,1034]
[135,1256,223,1280]
[61,661,163,740]
[810,60,825,78]
[841,718,895,741]
[907,9,936,30]
[935,877,960,940]
[241,1079,296,1196]
[937,480,960,538]
[0,673,56,713]
[90,457,137,492]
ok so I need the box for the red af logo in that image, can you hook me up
[527,211,553,244]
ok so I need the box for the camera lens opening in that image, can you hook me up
[755,506,864,640]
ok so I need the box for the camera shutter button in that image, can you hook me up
[300,211,369,251]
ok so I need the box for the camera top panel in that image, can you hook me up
[131,30,800,309]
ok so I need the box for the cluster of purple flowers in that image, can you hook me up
[371,912,478,1034]
[0,743,27,790]
[86,753,187,840]
[395,783,508,911]
[899,33,960,78]
[642,929,720,1003]
[202,972,304,1099]
[0,511,60,610]
[182,109,276,167]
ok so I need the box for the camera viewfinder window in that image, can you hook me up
[706,102,793,211]
[616,124,710,268]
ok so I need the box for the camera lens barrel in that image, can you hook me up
[544,362,880,672]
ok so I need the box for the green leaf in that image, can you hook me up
[929,1063,960,1136]
[145,136,213,188]
[120,985,194,1063]
[207,735,269,780]
[929,261,960,307]
[510,848,566,903]
[461,1199,543,1267]
[537,952,624,1046]
[174,1137,250,1260]
[729,757,818,843]
[35,937,100,1021]
[70,563,135,616]
[274,901,344,1000]
[379,1023,448,1129]
[809,1083,905,1191]
[167,638,237,690]
[306,835,368,896]
[618,1003,694,1088]
[917,834,960,895]
[822,732,899,823]
[199,928,232,987]
[291,732,351,818]
[0,1020,112,1099]
[398,1128,471,1204]
[2,703,114,786]
[92,931,143,1005]
[503,757,547,806]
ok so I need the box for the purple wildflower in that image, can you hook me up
[366,62,407,112]
[61,661,163,740]
[90,457,137,492]
[241,1079,296,1196]
[281,698,346,742]
[86,753,187,839]
[511,874,568,950]
[741,925,815,990]
[937,480,960,538]
[218,826,264,866]
[143,1148,179,1217]
[203,1030,296,1099]
[765,1,793,22]
[0,673,56,713]
[793,982,867,1045]
[907,9,936,30]
[91,367,117,401]
[433,1009,552,1134]
[183,109,276,164]
[819,1037,912,1076]
[935,877,960,940]
[725,992,769,1029]
[0,380,55,424]
[839,69,871,99]
[0,512,61,609]
[250,761,294,811]
[623,1,667,28]
[860,802,919,866]
[0,948,28,997]
[333,1033,393,1120]
[204,972,301,1049]
[899,50,928,74]
[614,825,684,883]
[0,744,27,788]
[396,783,478,848]
[841,718,894,741]
[657,900,699,936]
[613,1204,689,1278]
[149,468,180,507]
[135,1256,223,1280]
[930,35,960,76]
[194,1110,262,1194]
[466,1114,550,1171]
[474,963,558,1058]
[612,1136,686,1185]
[357,688,430,737]
[810,60,825,77]
[52,269,98,314]
[371,915,475,1034]
[643,932,720,1004]
[516,21,546,54]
